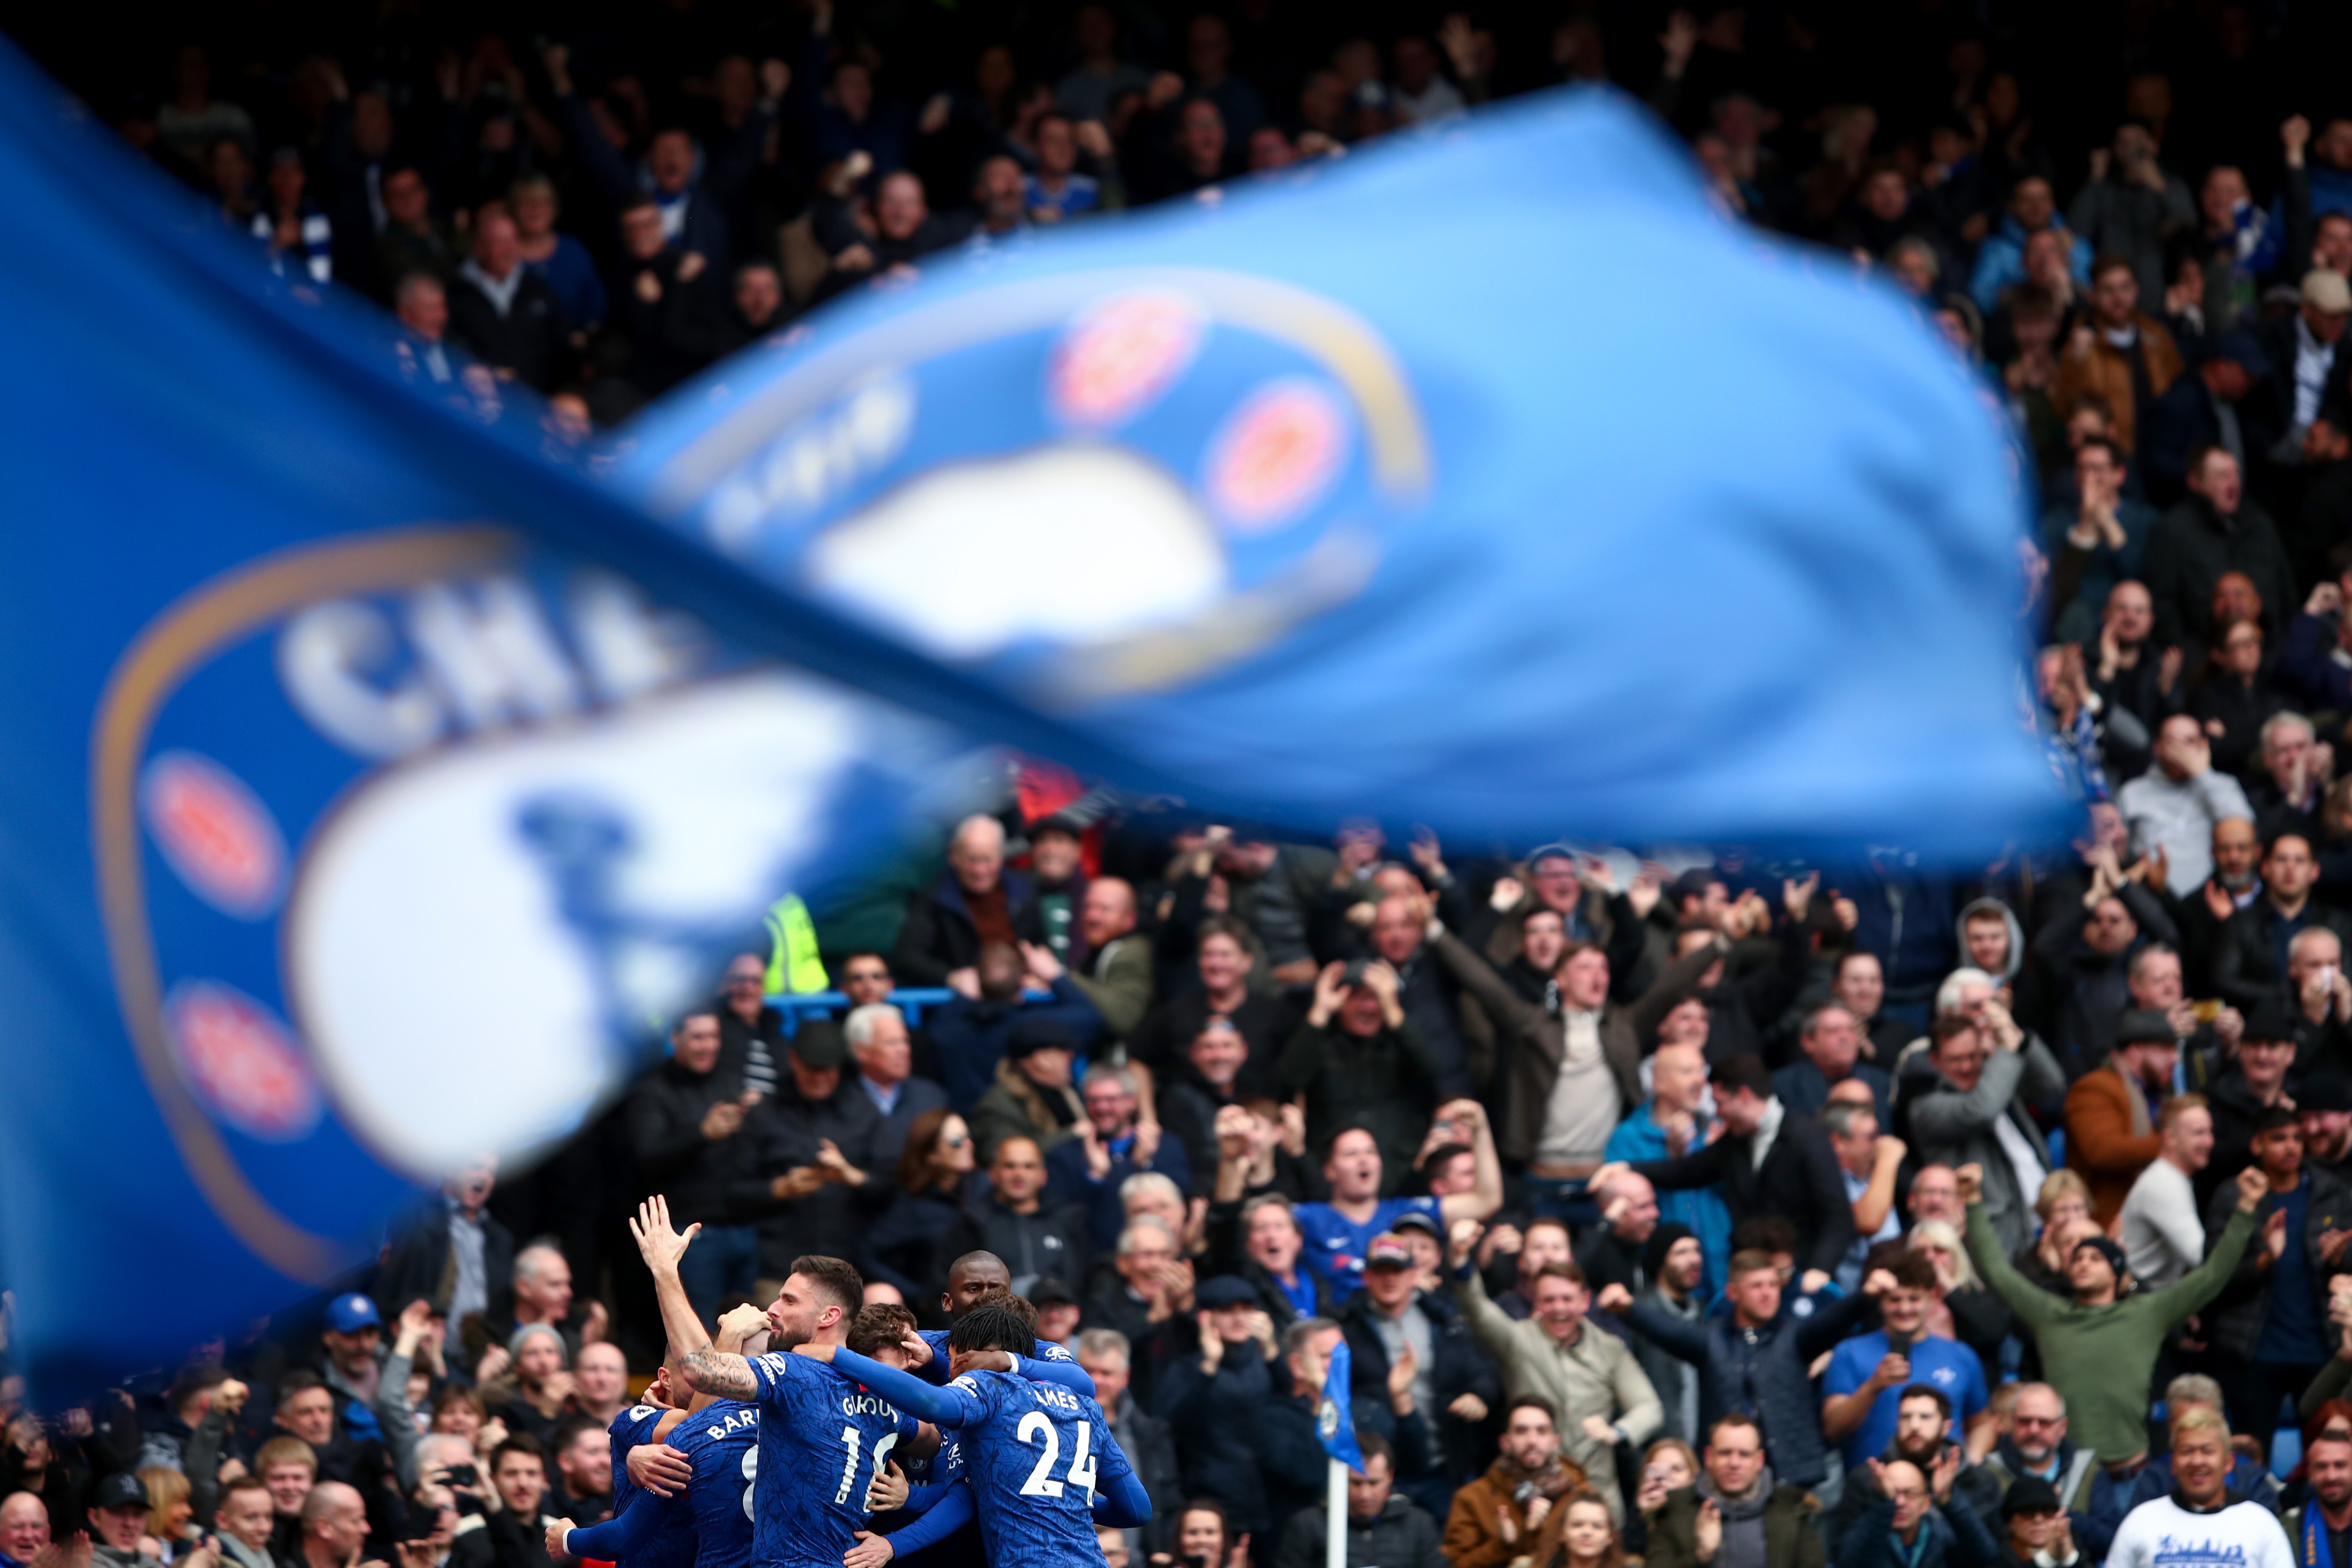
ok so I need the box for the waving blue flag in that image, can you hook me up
[0,43,1053,1391]
[618,90,2066,856]
[1319,1338,1365,1474]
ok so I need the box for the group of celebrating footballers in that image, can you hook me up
[541,1196,1152,1568]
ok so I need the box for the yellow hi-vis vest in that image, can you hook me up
[763,894,830,994]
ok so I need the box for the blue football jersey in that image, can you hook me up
[946,1369,1134,1568]
[746,1351,922,1568]
[670,1401,759,1568]
[608,1403,669,1507]
[607,1404,697,1568]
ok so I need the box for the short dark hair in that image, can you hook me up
[1532,1261,1588,1289]
[1355,1431,1393,1471]
[1730,1216,1797,1256]
[1504,1394,1559,1427]
[1711,1051,1771,1098]
[947,1303,1037,1360]
[1726,1248,1779,1281]
[847,1303,919,1357]
[791,1255,866,1316]
[1322,1122,1382,1164]
[491,1433,546,1471]
[549,1415,603,1457]
[1708,1412,1764,1447]
[1898,1383,1954,1422]
[2092,251,2135,283]
[1196,915,1252,952]
[1932,1014,1979,1047]
[277,1369,327,1403]
[1884,1252,1939,1292]
[2078,435,2125,469]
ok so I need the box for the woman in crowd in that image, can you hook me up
[1531,1488,1635,1568]
[865,1107,979,1311]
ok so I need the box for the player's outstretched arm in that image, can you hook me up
[551,1493,668,1561]
[845,1485,976,1568]
[829,1348,980,1427]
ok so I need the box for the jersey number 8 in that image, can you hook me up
[741,1445,759,1521]
[1016,1413,1097,1500]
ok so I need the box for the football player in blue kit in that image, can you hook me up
[906,1253,1092,1397]
[579,1362,698,1568]
[631,1197,939,1568]
[807,1305,1152,1568]
[550,1308,914,1568]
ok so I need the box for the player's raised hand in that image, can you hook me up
[544,1521,574,1559]
[630,1196,700,1275]
[864,1460,909,1513]
[844,1531,897,1568]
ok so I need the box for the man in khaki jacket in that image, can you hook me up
[1447,1218,1661,1520]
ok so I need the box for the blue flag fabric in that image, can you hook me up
[1318,1337,1365,1474]
[617,89,2067,857]
[0,44,1042,1391]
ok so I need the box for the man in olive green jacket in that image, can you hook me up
[1957,1158,2265,1465]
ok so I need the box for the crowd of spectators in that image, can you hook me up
[19,5,2352,1568]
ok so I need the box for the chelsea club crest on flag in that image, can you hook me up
[617,87,2068,858]
[0,37,1003,1391]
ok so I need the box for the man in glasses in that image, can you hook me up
[1978,1384,2107,1559]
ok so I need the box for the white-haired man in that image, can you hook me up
[845,999,946,1167]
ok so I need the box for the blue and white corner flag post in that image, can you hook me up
[1320,1337,1365,1568]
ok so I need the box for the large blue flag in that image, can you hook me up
[1319,1337,1364,1474]
[618,90,2066,855]
[0,43,1097,1391]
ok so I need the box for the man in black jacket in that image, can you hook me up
[1075,1327,1183,1555]
[625,1010,760,1322]
[2030,872,2181,1076]
[2213,832,2352,1013]
[1336,1236,1499,1516]
[714,952,784,1099]
[732,1021,886,1293]
[1271,1434,1445,1568]
[891,815,1044,994]
[946,1135,1090,1296]
[374,1157,513,1331]
[444,207,567,392]
[1598,1052,1858,1276]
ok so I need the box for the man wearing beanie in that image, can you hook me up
[1631,1222,1706,1444]
[1960,1159,2266,1470]
[970,1014,1087,1161]
[1998,1476,2080,1568]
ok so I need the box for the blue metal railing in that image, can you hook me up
[763,987,958,1035]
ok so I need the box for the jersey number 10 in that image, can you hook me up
[835,1429,902,1507]
[1017,1414,1098,1500]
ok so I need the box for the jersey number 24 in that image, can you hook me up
[1017,1414,1097,1500]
